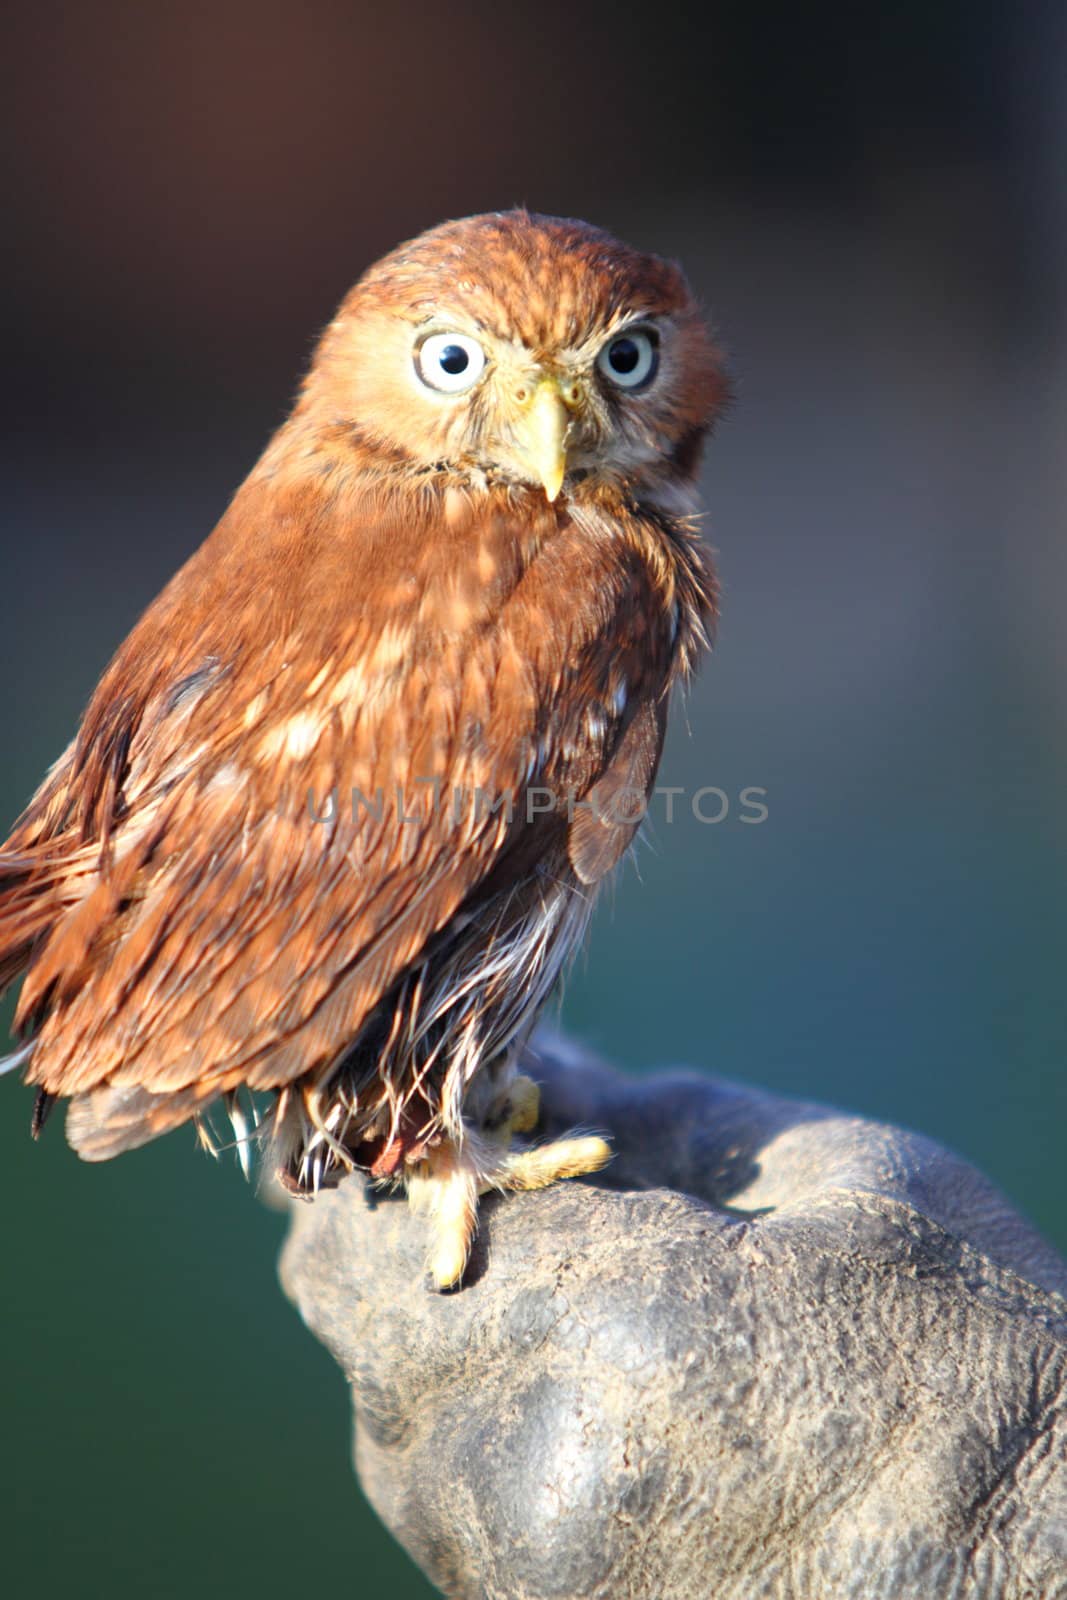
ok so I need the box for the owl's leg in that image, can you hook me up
[494,1070,540,1134]
[488,1070,612,1190]
[406,1088,611,1290]
[495,1134,612,1192]
[405,1140,481,1291]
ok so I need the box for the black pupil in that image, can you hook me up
[609,337,642,374]
[439,344,470,375]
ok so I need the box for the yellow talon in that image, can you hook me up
[505,1073,541,1136]
[406,1117,612,1292]
[499,1134,612,1191]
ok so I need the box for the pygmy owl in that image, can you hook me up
[0,211,725,1287]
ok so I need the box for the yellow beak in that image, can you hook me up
[516,378,571,502]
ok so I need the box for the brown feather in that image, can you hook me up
[569,695,669,886]
[0,210,724,1188]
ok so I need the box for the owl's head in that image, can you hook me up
[302,210,727,505]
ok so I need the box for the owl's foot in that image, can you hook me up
[488,1071,611,1194]
[495,1135,613,1193]
[406,1140,481,1291]
[406,1118,612,1291]
[499,1071,541,1136]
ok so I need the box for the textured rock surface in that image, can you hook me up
[279,1034,1067,1600]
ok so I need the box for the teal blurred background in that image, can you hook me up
[2,3,1064,1596]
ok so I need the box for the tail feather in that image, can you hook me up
[30,1088,56,1138]
[0,1040,35,1078]
[0,850,84,999]
[0,742,87,1000]
[0,873,52,998]
[65,1083,209,1161]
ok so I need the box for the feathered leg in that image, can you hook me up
[406,1075,611,1289]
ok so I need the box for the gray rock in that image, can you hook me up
[279,1033,1067,1600]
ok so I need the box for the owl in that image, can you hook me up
[0,211,725,1287]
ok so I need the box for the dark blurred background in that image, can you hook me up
[1,3,1064,1596]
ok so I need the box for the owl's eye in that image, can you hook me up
[416,333,487,393]
[596,328,659,390]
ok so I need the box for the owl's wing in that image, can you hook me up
[567,694,668,885]
[0,486,687,1157]
[7,664,522,1127]
[0,567,552,1162]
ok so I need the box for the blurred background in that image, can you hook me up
[1,2,1064,1595]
